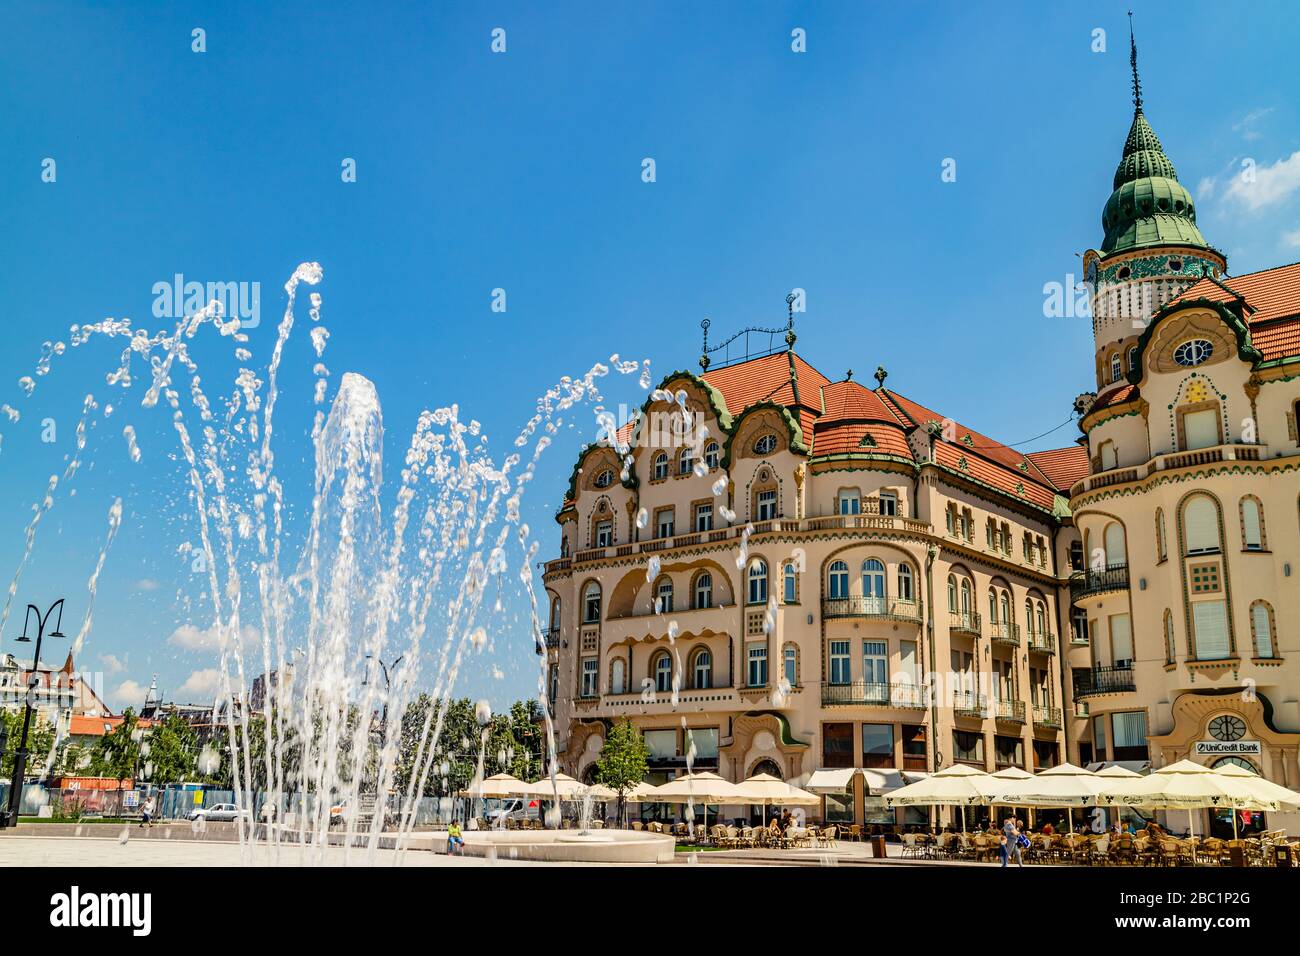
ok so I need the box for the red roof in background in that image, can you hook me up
[817,379,897,423]
[68,715,155,737]
[700,351,831,415]
[1091,383,1139,412]
[1026,445,1091,492]
[1167,261,1300,361]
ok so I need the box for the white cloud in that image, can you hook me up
[168,622,258,653]
[176,668,224,701]
[110,679,148,707]
[135,578,160,592]
[1223,151,1300,211]
[99,653,126,675]
[1232,107,1274,141]
[1284,229,1300,249]
[1197,176,1216,201]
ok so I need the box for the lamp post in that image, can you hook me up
[5,599,66,828]
[362,654,402,730]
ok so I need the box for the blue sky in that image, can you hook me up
[1,1,1297,711]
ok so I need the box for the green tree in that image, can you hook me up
[594,719,648,826]
[87,708,142,784]
[1,708,56,779]
[143,714,199,785]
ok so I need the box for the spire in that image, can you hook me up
[1128,10,1142,112]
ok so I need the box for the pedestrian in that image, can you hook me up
[139,795,155,829]
[447,818,465,856]
[1002,816,1024,868]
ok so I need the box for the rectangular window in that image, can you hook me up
[644,729,677,760]
[756,490,777,521]
[746,643,768,686]
[1112,711,1149,761]
[838,491,860,515]
[878,491,897,516]
[1033,741,1059,770]
[994,735,1023,768]
[595,521,612,548]
[1110,613,1133,667]
[1071,608,1089,644]
[783,646,797,687]
[1192,600,1231,660]
[829,640,851,684]
[899,640,918,685]
[1183,407,1220,450]
[656,508,675,539]
[946,505,955,534]
[861,723,895,769]
[693,503,713,533]
[952,730,984,765]
[1190,562,1221,593]
[1093,714,1107,759]
[862,640,887,687]
[581,658,598,698]
[901,724,927,771]
[822,722,854,769]
[687,727,719,760]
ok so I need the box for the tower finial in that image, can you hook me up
[699,318,711,371]
[1128,10,1143,111]
[784,293,797,348]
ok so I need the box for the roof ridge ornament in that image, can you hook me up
[1128,10,1143,112]
[698,296,800,372]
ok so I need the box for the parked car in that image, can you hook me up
[484,799,540,825]
[189,803,249,822]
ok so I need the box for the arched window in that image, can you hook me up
[611,658,626,695]
[988,587,998,624]
[897,564,914,602]
[861,559,886,612]
[703,441,720,469]
[693,572,712,610]
[746,559,768,605]
[1183,495,1221,555]
[549,598,561,631]
[1163,610,1175,664]
[1250,601,1275,658]
[1240,496,1265,551]
[583,582,602,623]
[654,654,673,693]
[999,591,1010,629]
[652,453,668,481]
[1024,598,1034,635]
[692,649,712,689]
[678,447,694,476]
[753,434,778,455]
[1110,353,1122,383]
[783,562,797,603]
[1126,345,1138,375]
[783,644,798,687]
[828,560,849,600]
[960,578,972,616]
[656,576,674,613]
[1155,509,1167,562]
[1035,602,1046,638]
[946,574,957,613]
[1104,522,1127,565]
[594,469,614,488]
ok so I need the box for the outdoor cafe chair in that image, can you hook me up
[818,825,838,848]
[846,824,862,842]
[630,821,643,831]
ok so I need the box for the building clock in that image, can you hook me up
[1208,715,1247,742]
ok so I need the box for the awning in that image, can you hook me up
[805,768,929,795]
[1086,760,1151,775]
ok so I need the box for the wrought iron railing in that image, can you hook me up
[821,681,926,708]
[949,611,981,637]
[1072,664,1136,697]
[1069,564,1130,602]
[822,596,922,623]
[993,698,1025,723]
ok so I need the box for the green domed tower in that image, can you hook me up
[1082,17,1226,391]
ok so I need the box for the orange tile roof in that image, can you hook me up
[701,351,831,415]
[1091,383,1139,412]
[811,421,914,459]
[1026,445,1091,492]
[68,714,155,737]
[1167,261,1300,361]
[817,379,897,423]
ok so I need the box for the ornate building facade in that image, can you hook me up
[542,44,1300,832]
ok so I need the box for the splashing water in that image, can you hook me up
[0,262,650,865]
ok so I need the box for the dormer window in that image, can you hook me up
[594,469,614,488]
[753,434,778,455]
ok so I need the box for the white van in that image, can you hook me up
[483,798,539,825]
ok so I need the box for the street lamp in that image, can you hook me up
[362,654,402,730]
[4,599,66,828]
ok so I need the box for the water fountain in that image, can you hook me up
[2,263,672,864]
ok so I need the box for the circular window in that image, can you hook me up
[1117,266,1132,280]
[594,469,614,488]
[1168,259,1183,272]
[1208,714,1247,742]
[753,434,778,455]
[1173,339,1214,367]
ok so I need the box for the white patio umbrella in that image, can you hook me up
[649,771,742,832]
[621,781,660,802]
[1099,759,1272,837]
[987,763,1108,834]
[523,772,588,799]
[885,763,999,831]
[458,772,530,799]
[1209,763,1300,839]
[732,773,820,826]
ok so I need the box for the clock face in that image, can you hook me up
[1208,715,1246,741]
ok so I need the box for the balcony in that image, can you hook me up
[1072,664,1136,698]
[1068,443,1269,497]
[1069,564,1129,603]
[822,596,922,624]
[1027,630,1056,655]
[534,627,560,655]
[989,621,1021,647]
[993,698,1025,724]
[821,681,926,709]
[949,611,981,638]
[1032,705,1062,729]
[598,686,746,716]
[952,690,987,718]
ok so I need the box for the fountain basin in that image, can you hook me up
[458,829,673,864]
